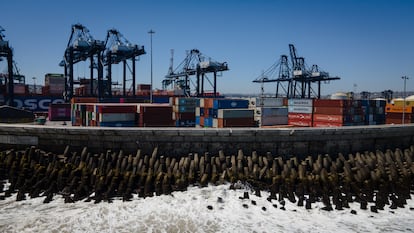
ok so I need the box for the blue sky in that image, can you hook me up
[0,0,413,96]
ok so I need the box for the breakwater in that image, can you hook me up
[1,145,413,213]
[0,124,413,157]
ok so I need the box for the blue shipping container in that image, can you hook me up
[213,99,249,109]
[204,117,213,127]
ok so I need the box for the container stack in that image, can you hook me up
[196,98,213,127]
[138,104,174,127]
[48,103,71,121]
[288,99,314,127]
[95,104,137,127]
[43,73,65,96]
[385,104,414,124]
[195,98,253,128]
[171,97,197,127]
[212,98,253,128]
[248,97,288,127]
[312,99,364,127]
[361,99,386,125]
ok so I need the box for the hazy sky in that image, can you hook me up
[0,0,413,95]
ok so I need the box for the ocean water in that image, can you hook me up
[1,183,414,233]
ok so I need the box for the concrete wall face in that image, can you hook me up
[0,124,413,158]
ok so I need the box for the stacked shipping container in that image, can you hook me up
[195,98,254,128]
[247,97,288,127]
[71,101,173,127]
[288,99,313,127]
[312,99,364,127]
[385,104,414,124]
[171,97,197,127]
[43,73,65,96]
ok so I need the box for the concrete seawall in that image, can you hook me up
[0,124,413,157]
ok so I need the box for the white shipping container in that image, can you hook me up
[288,106,313,114]
[195,107,201,117]
[288,98,313,107]
[257,97,284,107]
[99,113,136,122]
[199,98,205,108]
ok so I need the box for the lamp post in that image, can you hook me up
[402,76,409,124]
[148,29,155,103]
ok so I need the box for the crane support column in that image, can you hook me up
[123,60,126,96]
[69,48,74,99]
[132,56,136,97]
[213,71,217,98]
[90,54,94,96]
[7,50,13,106]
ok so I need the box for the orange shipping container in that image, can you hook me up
[385,104,413,113]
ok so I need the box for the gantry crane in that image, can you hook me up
[102,29,145,98]
[60,24,105,101]
[0,26,14,106]
[253,54,291,99]
[163,49,228,97]
[253,44,340,99]
[289,44,340,98]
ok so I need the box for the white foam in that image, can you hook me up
[1,184,414,233]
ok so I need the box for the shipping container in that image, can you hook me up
[98,113,136,122]
[257,115,288,126]
[288,119,312,127]
[313,106,356,115]
[260,107,288,116]
[213,99,249,109]
[173,105,196,113]
[96,105,137,114]
[48,103,71,121]
[98,121,136,127]
[288,106,313,114]
[213,117,255,128]
[204,117,213,127]
[174,97,198,106]
[288,98,313,107]
[312,121,345,127]
[248,97,285,108]
[386,105,414,113]
[217,109,254,119]
[288,113,313,120]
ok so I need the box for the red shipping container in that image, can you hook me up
[313,114,344,123]
[174,112,195,121]
[314,107,351,115]
[97,105,137,113]
[386,118,413,124]
[200,116,205,127]
[288,113,312,120]
[312,121,344,127]
[288,119,312,127]
[386,112,414,120]
[313,99,349,108]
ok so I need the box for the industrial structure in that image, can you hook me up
[253,44,340,99]
[60,24,105,101]
[60,24,146,101]
[0,26,15,106]
[163,49,229,97]
[103,29,145,98]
